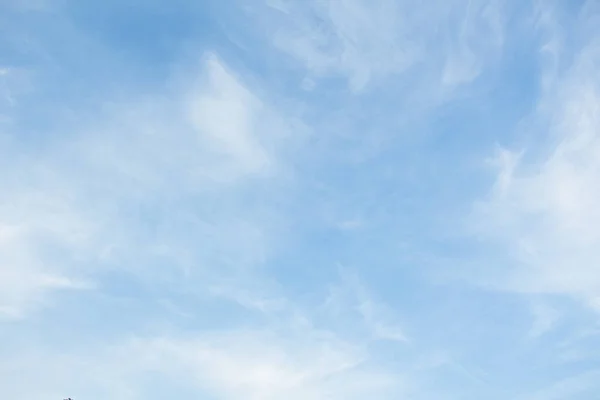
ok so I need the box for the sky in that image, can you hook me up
[1,0,600,399]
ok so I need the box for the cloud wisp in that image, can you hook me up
[2,1,600,400]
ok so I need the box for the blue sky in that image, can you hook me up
[1,0,600,399]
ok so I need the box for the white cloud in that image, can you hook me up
[0,66,30,114]
[528,301,561,338]
[208,283,288,313]
[325,268,408,343]
[441,0,503,86]
[8,2,600,399]
[159,331,399,400]
[473,25,600,308]
[0,313,407,400]
[0,172,100,318]
[0,53,286,317]
[267,0,504,91]
[186,54,272,178]
[203,265,409,345]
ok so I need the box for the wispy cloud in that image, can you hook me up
[0,51,287,317]
[473,23,600,308]
[265,0,504,91]
[1,327,406,400]
[3,0,600,399]
[325,268,408,343]
[528,301,561,338]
